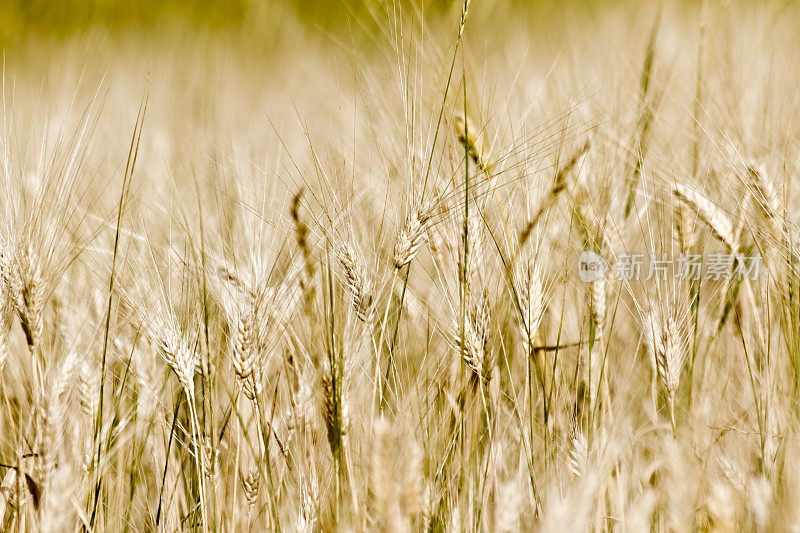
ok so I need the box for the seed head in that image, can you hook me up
[337,242,375,324]
[516,261,544,347]
[242,467,259,510]
[232,305,258,383]
[394,200,436,269]
[149,317,198,398]
[644,309,688,398]
[673,184,736,251]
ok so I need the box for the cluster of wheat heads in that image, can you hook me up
[3,0,800,531]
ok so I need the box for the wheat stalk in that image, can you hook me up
[3,247,45,351]
[286,376,313,448]
[38,352,79,500]
[147,314,208,526]
[0,248,11,380]
[291,188,316,315]
[321,359,350,456]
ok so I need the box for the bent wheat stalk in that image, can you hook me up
[515,140,591,271]
[672,184,736,251]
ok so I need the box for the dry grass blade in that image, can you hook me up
[624,10,661,218]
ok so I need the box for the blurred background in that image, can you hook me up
[2,0,799,203]
[0,0,622,36]
[3,0,457,42]
[0,0,728,41]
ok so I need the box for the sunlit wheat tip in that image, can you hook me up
[672,201,695,253]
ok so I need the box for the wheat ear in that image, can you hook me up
[673,184,736,251]
[337,242,376,324]
[394,199,437,269]
[643,309,688,430]
[746,162,783,235]
[454,113,493,174]
[457,288,492,384]
[516,261,545,347]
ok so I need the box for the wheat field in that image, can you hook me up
[1,0,799,530]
